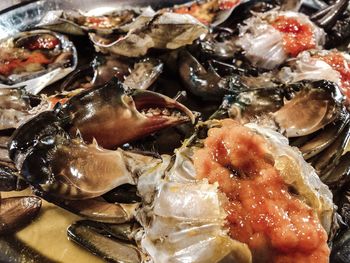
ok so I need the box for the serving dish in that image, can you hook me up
[0,0,350,263]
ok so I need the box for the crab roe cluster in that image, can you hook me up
[271,15,316,57]
[193,119,329,263]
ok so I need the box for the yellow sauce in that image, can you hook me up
[2,189,103,263]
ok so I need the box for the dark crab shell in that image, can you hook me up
[0,30,78,94]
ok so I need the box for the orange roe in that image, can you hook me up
[0,52,51,77]
[314,51,350,102]
[174,2,213,24]
[193,119,329,263]
[85,17,112,29]
[48,97,69,109]
[219,0,240,10]
[173,0,239,24]
[271,16,315,57]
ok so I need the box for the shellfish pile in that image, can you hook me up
[1,0,350,262]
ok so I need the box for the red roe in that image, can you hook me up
[271,16,316,57]
[219,0,240,10]
[193,119,329,263]
[0,52,51,77]
[314,51,350,101]
[25,35,59,50]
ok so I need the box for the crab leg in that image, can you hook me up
[0,164,28,191]
[34,189,139,223]
[67,221,142,263]
[311,0,349,30]
[0,196,42,235]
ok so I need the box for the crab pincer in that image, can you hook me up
[8,78,195,200]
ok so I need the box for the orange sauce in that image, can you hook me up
[0,52,51,77]
[314,51,350,101]
[271,16,315,57]
[173,2,215,24]
[219,0,240,10]
[48,96,69,109]
[193,119,329,263]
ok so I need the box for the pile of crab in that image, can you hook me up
[1,0,350,262]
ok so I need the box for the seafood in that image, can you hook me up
[60,55,162,92]
[0,30,78,94]
[0,88,50,130]
[58,55,131,94]
[0,195,41,235]
[198,27,238,60]
[167,0,241,25]
[1,0,350,262]
[331,228,350,263]
[124,58,163,90]
[178,50,231,100]
[237,10,325,69]
[192,119,333,262]
[38,8,145,35]
[220,80,344,137]
[279,50,350,102]
[214,79,350,182]
[0,87,94,132]
[310,0,350,48]
[0,164,27,192]
[8,78,195,198]
[90,12,208,57]
[7,118,334,262]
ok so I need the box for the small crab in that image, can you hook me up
[6,112,335,262]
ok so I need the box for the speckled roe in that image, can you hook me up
[271,16,316,57]
[173,0,239,24]
[25,35,59,50]
[193,119,329,263]
[0,35,58,76]
[314,51,350,101]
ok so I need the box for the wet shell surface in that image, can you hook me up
[0,30,77,94]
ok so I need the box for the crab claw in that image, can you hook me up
[311,0,349,30]
[9,112,163,199]
[60,78,195,149]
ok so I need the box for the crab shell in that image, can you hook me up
[0,30,78,95]
[167,0,241,26]
[133,120,334,262]
[37,7,152,35]
[90,12,208,57]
